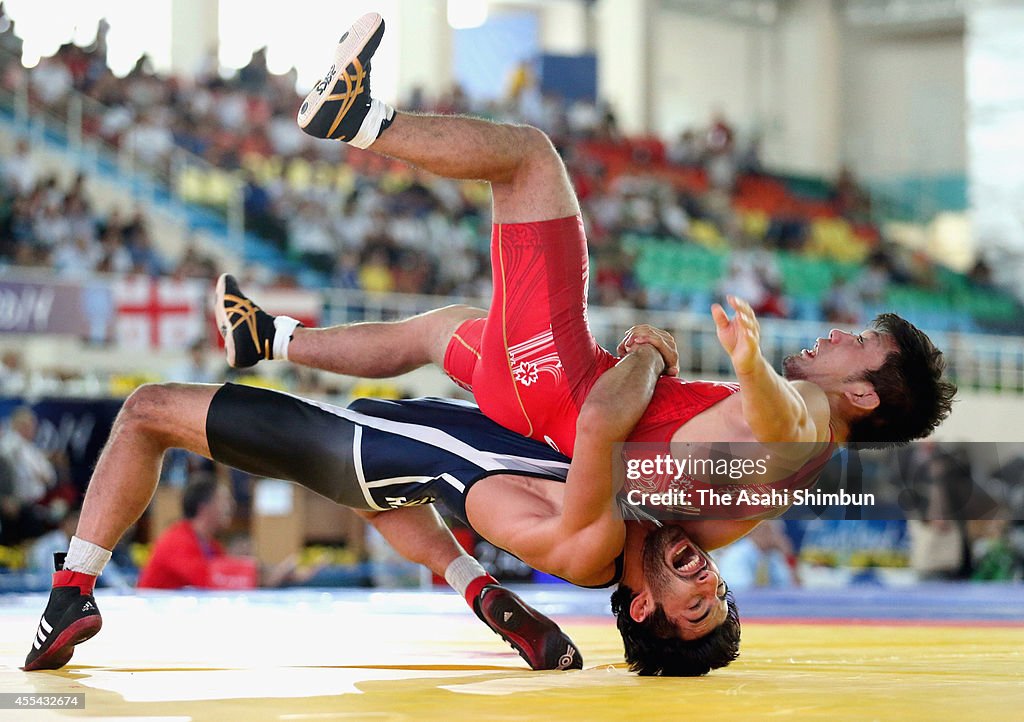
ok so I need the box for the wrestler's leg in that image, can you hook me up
[203,382,582,670]
[77,383,217,550]
[78,383,484,588]
[264,113,579,379]
[358,504,582,670]
[288,304,484,375]
[371,113,579,224]
[28,382,564,670]
[357,506,462,576]
[24,383,218,671]
[299,14,576,221]
[368,118,598,446]
[349,116,601,448]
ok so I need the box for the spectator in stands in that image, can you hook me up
[359,247,395,293]
[1,138,37,194]
[594,248,643,308]
[29,55,73,109]
[969,519,1019,581]
[668,128,703,167]
[238,46,270,91]
[833,165,871,221]
[857,251,893,304]
[174,239,219,280]
[0,4,22,58]
[905,444,974,581]
[0,408,55,544]
[0,407,56,510]
[706,111,735,156]
[706,111,737,193]
[287,200,336,272]
[713,521,798,589]
[718,255,767,310]
[331,250,362,291]
[121,108,175,175]
[53,236,102,277]
[821,277,863,325]
[169,341,218,384]
[737,133,764,176]
[0,450,40,544]
[764,206,809,252]
[0,350,27,395]
[968,258,994,289]
[242,171,286,248]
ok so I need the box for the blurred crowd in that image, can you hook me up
[0,137,172,275]
[1,7,1008,329]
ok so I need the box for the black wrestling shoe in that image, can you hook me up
[215,273,278,368]
[474,585,583,671]
[23,555,102,672]
[297,12,394,145]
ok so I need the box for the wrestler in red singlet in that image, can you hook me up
[443,215,739,455]
[443,215,835,520]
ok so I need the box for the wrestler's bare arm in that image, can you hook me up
[468,345,665,584]
[561,344,666,533]
[712,295,831,444]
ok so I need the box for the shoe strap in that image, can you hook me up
[53,570,97,595]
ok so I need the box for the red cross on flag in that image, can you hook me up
[115,276,205,350]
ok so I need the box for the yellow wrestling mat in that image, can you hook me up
[1,589,1021,722]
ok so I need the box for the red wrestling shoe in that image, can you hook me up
[474,585,582,670]
[23,554,102,671]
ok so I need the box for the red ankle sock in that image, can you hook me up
[53,570,97,595]
[464,574,499,608]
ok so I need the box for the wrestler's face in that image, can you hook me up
[640,525,729,641]
[783,328,894,390]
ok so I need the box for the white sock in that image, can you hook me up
[64,536,112,576]
[273,316,301,360]
[349,99,395,149]
[444,555,489,598]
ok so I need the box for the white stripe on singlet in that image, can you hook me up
[288,392,555,475]
[363,475,434,489]
[351,425,386,511]
[488,453,570,471]
[440,473,465,492]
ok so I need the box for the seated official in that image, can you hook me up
[137,475,250,589]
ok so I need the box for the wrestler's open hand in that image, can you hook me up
[711,295,763,376]
[618,324,679,376]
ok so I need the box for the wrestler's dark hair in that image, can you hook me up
[182,474,220,519]
[847,313,957,448]
[610,583,740,676]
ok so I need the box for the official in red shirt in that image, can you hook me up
[138,475,235,589]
